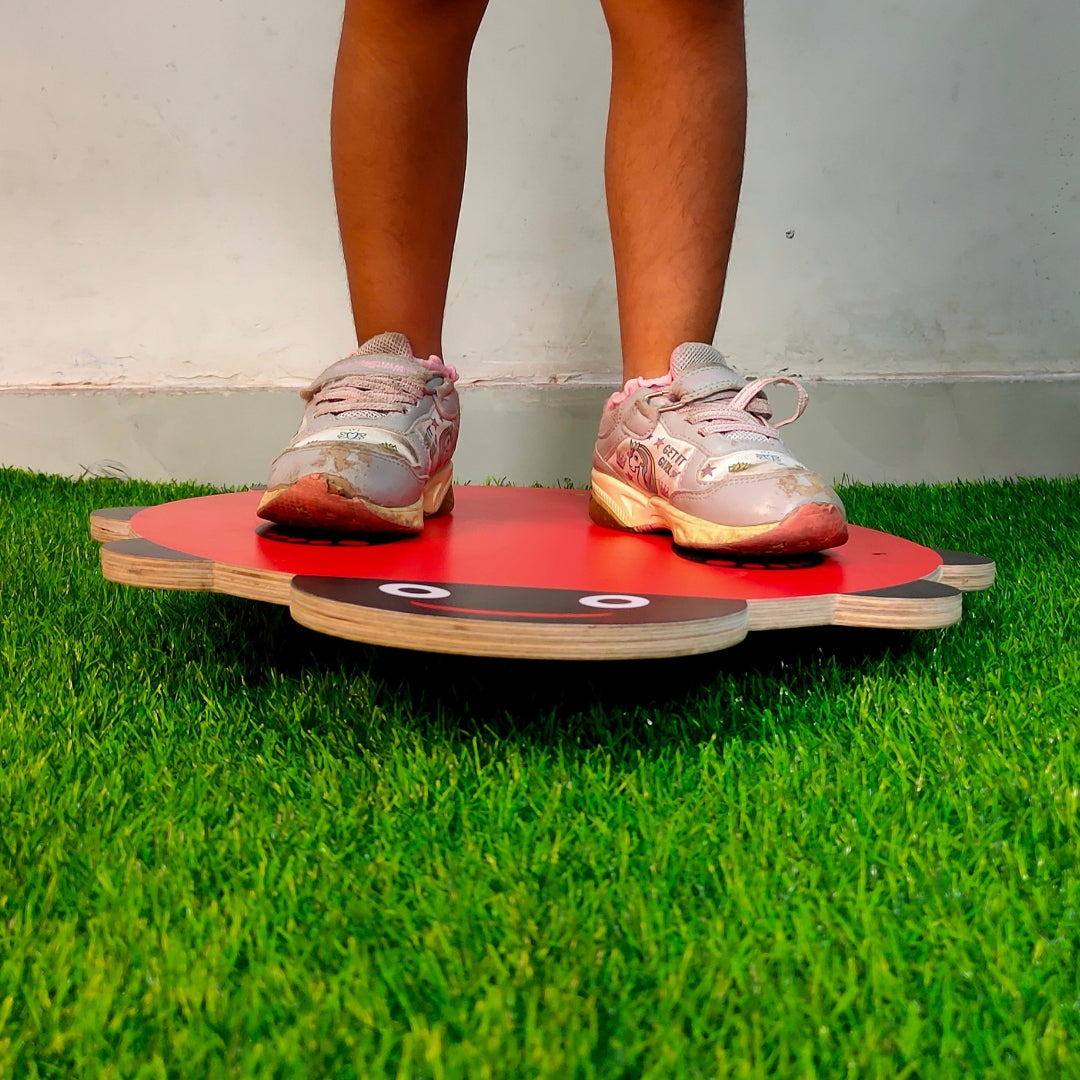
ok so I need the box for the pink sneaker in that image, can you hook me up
[590,343,847,554]
[257,332,459,533]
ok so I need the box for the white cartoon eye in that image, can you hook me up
[578,593,650,610]
[379,583,451,599]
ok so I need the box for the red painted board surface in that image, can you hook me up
[129,488,943,602]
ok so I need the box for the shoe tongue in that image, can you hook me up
[303,335,425,401]
[357,331,414,360]
[669,342,744,394]
[668,342,773,444]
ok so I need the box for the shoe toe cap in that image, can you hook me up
[267,442,425,507]
[678,468,845,528]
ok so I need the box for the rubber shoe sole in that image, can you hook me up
[589,469,848,555]
[257,461,454,534]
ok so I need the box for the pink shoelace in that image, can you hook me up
[654,376,810,439]
[305,373,427,419]
[302,355,457,420]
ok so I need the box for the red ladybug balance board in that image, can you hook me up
[90,487,995,661]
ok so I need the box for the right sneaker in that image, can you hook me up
[590,343,848,555]
[257,331,459,533]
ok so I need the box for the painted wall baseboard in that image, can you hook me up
[1,379,1077,487]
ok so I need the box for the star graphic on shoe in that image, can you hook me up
[701,463,718,480]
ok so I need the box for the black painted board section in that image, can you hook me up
[293,577,748,626]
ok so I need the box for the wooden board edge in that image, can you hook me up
[213,563,293,606]
[744,595,835,632]
[934,550,997,591]
[100,539,215,592]
[288,585,749,660]
[832,582,962,630]
[89,506,146,543]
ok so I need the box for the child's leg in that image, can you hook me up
[332,0,490,360]
[259,0,487,533]
[599,0,747,380]
[590,1,847,553]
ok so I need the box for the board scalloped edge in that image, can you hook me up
[89,503,996,660]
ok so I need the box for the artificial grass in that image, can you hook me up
[1,466,1078,1079]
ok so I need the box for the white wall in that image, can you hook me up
[2,0,1077,390]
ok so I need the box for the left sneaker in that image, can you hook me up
[590,343,848,554]
[257,332,459,534]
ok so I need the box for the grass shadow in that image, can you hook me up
[147,587,930,756]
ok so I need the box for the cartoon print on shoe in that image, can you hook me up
[590,343,848,555]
